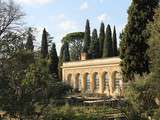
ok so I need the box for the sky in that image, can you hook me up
[15,0,131,54]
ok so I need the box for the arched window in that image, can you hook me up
[94,72,99,90]
[86,73,90,91]
[67,74,72,85]
[104,72,109,91]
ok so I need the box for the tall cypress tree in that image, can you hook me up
[41,28,48,58]
[63,42,70,62]
[112,26,118,56]
[99,22,105,58]
[120,0,159,82]
[25,27,34,51]
[82,19,91,54]
[49,43,59,79]
[103,24,113,57]
[89,29,99,59]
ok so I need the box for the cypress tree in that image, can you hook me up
[82,19,91,54]
[103,24,113,57]
[41,28,48,58]
[112,26,118,56]
[99,22,105,58]
[120,0,159,82]
[62,42,70,62]
[89,29,99,59]
[49,43,59,79]
[25,27,34,51]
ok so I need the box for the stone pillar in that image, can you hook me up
[99,73,103,94]
[109,72,114,96]
[82,74,86,92]
[90,73,94,93]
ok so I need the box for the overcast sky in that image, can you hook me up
[15,0,131,54]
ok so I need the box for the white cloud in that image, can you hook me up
[80,1,89,11]
[16,0,54,5]
[59,20,77,31]
[97,13,107,22]
[99,0,104,3]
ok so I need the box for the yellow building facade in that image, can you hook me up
[62,55,124,97]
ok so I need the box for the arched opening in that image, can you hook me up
[75,73,82,90]
[103,72,109,92]
[93,72,99,91]
[113,72,122,94]
[85,73,90,91]
[67,74,72,86]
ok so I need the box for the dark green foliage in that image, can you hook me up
[62,42,70,62]
[49,43,59,79]
[58,42,70,81]
[62,32,84,61]
[99,22,105,58]
[103,24,113,57]
[112,26,118,56]
[82,19,91,53]
[41,28,48,58]
[25,27,35,51]
[120,0,159,81]
[89,29,99,59]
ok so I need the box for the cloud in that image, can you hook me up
[59,20,77,31]
[99,0,104,3]
[97,13,107,22]
[80,1,89,11]
[16,0,54,5]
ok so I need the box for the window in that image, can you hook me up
[78,74,82,90]
[114,72,122,91]
[86,73,90,91]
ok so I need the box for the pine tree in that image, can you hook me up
[120,0,159,82]
[99,22,105,58]
[103,24,113,57]
[112,26,118,56]
[49,43,59,79]
[89,29,99,59]
[82,19,91,54]
[41,28,48,58]
[25,27,34,51]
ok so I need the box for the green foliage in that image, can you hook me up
[120,0,159,81]
[49,43,59,79]
[62,32,84,61]
[99,22,105,58]
[41,28,49,58]
[62,42,70,62]
[25,27,35,51]
[112,26,118,56]
[89,29,99,59]
[82,19,91,53]
[103,24,113,58]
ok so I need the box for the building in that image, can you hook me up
[62,53,124,97]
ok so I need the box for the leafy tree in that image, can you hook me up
[103,24,113,57]
[120,0,159,81]
[25,27,35,51]
[112,26,118,56]
[49,43,59,79]
[41,28,48,58]
[89,29,99,59]
[82,19,91,54]
[62,32,84,61]
[99,22,105,58]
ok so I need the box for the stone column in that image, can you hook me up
[82,73,86,92]
[99,73,103,94]
[90,73,94,93]
[109,72,114,96]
